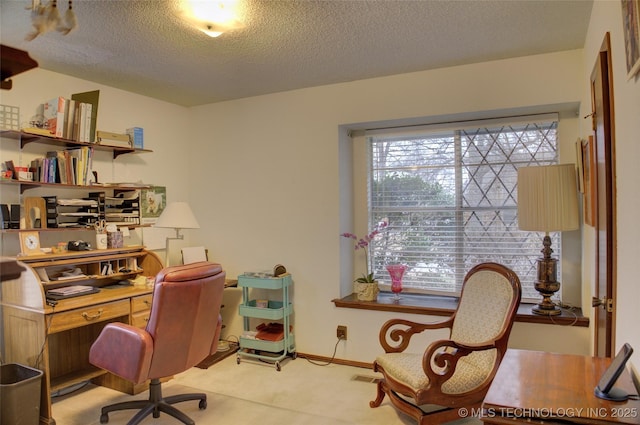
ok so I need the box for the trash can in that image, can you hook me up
[0,363,43,425]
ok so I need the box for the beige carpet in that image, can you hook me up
[52,353,482,424]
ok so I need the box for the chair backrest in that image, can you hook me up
[146,261,225,379]
[450,262,521,348]
[181,246,208,264]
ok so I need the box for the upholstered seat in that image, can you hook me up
[89,261,226,425]
[370,262,521,425]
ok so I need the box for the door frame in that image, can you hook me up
[590,32,617,357]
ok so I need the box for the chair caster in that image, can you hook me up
[100,413,109,423]
[199,399,207,409]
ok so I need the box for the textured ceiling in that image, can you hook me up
[0,0,594,107]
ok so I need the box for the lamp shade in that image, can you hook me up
[154,202,200,229]
[517,164,579,232]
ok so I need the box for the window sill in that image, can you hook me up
[332,292,589,327]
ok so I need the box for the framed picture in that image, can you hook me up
[141,186,166,224]
[582,137,597,227]
[622,0,640,79]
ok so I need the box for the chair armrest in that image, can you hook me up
[379,317,454,353]
[421,339,498,388]
[89,323,154,384]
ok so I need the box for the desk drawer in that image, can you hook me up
[131,294,152,313]
[48,300,130,334]
[131,310,150,328]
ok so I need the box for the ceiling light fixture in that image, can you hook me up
[178,0,245,38]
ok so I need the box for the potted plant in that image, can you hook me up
[340,221,388,301]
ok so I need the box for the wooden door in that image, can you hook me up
[590,33,616,357]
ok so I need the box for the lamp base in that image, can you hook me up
[532,253,561,316]
[532,302,561,316]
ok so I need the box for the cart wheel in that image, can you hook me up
[292,352,297,360]
[100,413,109,423]
[199,399,207,409]
[236,355,241,365]
[275,361,281,371]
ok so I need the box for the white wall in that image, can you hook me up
[581,0,640,378]
[188,49,592,361]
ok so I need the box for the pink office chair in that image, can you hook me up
[89,261,226,425]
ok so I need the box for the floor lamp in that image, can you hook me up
[517,164,579,316]
[154,202,200,266]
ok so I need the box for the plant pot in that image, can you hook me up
[355,281,379,301]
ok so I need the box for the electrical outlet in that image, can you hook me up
[337,325,347,340]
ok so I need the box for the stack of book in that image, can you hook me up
[23,90,99,143]
[29,146,93,185]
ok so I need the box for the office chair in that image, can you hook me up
[370,262,521,425]
[89,261,226,425]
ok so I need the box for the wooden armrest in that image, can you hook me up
[379,317,454,353]
[422,339,498,388]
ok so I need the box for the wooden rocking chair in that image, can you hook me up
[370,262,521,425]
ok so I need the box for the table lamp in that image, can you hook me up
[517,164,579,315]
[154,202,200,266]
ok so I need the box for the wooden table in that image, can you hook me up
[482,349,640,425]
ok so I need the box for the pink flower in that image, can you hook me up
[340,221,388,282]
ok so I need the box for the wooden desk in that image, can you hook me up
[482,349,640,425]
[1,248,163,425]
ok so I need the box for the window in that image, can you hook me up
[366,114,559,300]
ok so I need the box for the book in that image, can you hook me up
[64,150,73,184]
[29,158,41,182]
[126,127,144,149]
[72,101,81,141]
[22,127,55,137]
[66,146,92,185]
[65,99,76,139]
[96,131,132,148]
[56,151,67,184]
[62,98,70,139]
[71,90,100,143]
[84,103,93,143]
[78,102,87,143]
[46,151,58,183]
[43,97,67,138]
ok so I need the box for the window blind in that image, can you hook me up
[366,114,560,300]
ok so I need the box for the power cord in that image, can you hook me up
[550,301,580,326]
[34,304,55,370]
[304,337,343,367]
